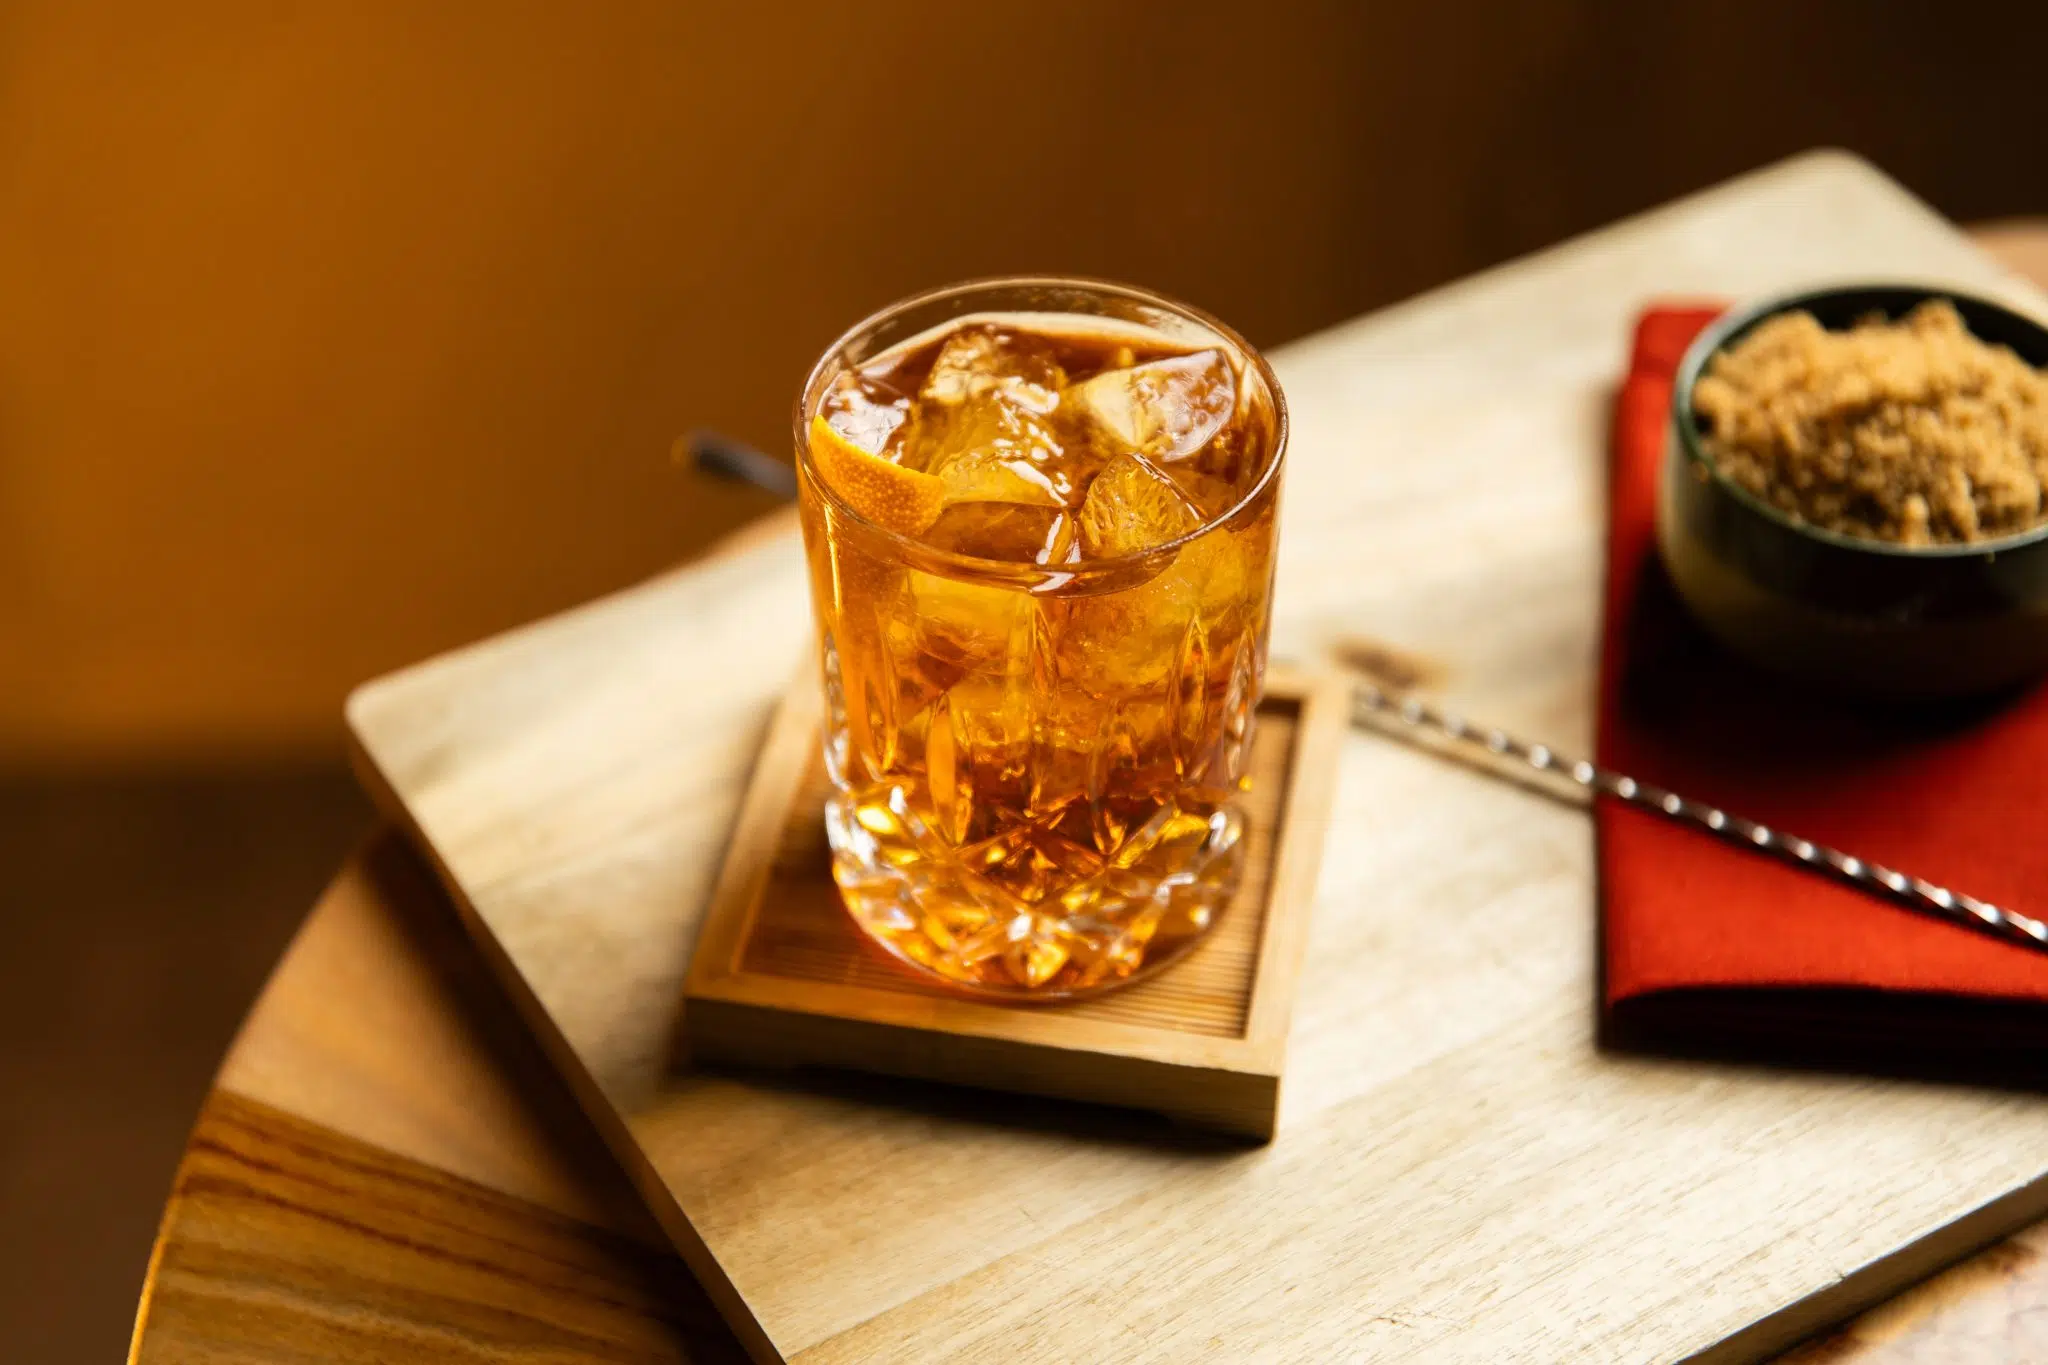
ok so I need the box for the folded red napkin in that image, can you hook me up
[1598,306,2048,1056]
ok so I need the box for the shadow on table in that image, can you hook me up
[1599,987,2048,1095]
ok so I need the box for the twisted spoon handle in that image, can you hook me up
[1349,680,2048,956]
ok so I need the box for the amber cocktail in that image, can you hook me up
[795,278,1285,998]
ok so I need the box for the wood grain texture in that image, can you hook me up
[130,834,2048,1365]
[346,153,2048,1364]
[124,219,2048,1363]
[0,764,371,1365]
[681,673,1344,1138]
[131,1090,745,1365]
[1785,1225,2048,1363]
[217,831,669,1241]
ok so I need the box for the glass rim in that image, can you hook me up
[792,273,1289,580]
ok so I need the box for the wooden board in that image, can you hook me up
[683,672,1345,1138]
[124,221,2048,1365]
[131,830,752,1365]
[127,827,2048,1365]
[346,152,2048,1364]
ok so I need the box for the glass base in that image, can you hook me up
[824,789,1245,1001]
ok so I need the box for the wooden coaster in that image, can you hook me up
[681,668,1346,1139]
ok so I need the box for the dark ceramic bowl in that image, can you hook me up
[1658,284,2048,699]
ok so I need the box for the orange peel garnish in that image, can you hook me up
[809,415,944,536]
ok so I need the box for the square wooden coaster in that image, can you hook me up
[681,668,1347,1139]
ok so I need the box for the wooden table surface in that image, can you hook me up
[131,219,2048,1365]
[127,737,2048,1365]
[127,629,2048,1365]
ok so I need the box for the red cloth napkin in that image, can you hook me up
[1597,306,2048,1053]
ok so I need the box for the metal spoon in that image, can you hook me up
[1348,681,2048,956]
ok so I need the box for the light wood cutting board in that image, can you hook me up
[348,151,2048,1364]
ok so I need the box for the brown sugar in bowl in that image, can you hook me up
[1659,284,2048,699]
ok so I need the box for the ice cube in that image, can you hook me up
[1157,467,1247,522]
[900,325,1074,502]
[930,443,1066,507]
[902,566,1036,676]
[1067,349,1236,465]
[1075,453,1202,558]
[922,503,1076,565]
[1052,523,1265,696]
[820,369,913,455]
[920,325,1065,413]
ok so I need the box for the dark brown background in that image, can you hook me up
[3,2,2046,1360]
